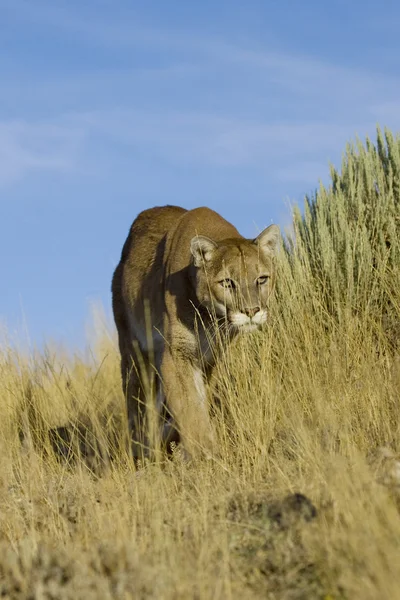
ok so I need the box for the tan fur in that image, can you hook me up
[112,205,280,460]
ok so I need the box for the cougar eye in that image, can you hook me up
[257,275,269,285]
[219,278,236,289]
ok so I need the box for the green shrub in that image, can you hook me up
[281,127,400,349]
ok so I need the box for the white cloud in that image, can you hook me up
[68,108,375,169]
[2,0,399,104]
[0,120,85,184]
[1,0,399,186]
[0,105,390,188]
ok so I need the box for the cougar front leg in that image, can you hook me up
[160,349,216,459]
[122,351,154,462]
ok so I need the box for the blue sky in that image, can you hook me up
[1,0,400,349]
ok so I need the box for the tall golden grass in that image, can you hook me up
[1,128,400,599]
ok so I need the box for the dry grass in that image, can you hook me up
[1,294,400,599]
[1,129,400,599]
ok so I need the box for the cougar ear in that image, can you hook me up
[190,235,218,267]
[253,224,280,254]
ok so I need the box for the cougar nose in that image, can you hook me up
[244,306,260,318]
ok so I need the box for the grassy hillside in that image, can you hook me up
[1,128,400,599]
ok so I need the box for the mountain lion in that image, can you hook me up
[112,205,280,461]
